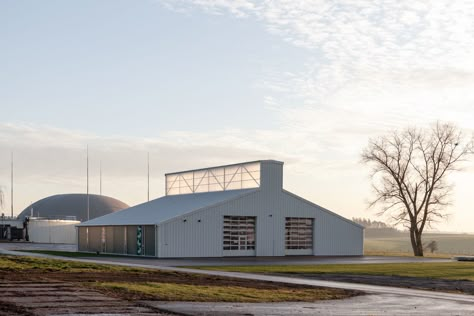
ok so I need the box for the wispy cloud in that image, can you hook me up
[157,0,474,172]
[3,1,473,231]
[159,0,257,17]
[155,0,474,231]
[159,0,474,133]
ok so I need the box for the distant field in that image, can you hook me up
[365,233,474,255]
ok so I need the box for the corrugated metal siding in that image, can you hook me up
[27,220,79,244]
[279,191,364,256]
[78,227,87,251]
[159,189,363,258]
[313,211,364,255]
[126,226,137,255]
[260,161,283,193]
[113,226,126,254]
[144,225,155,256]
[77,225,157,256]
[88,227,102,252]
[105,226,115,253]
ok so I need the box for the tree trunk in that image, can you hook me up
[415,232,424,256]
[409,228,424,256]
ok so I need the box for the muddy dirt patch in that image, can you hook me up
[276,273,474,294]
[0,280,171,315]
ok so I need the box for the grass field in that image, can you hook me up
[0,255,354,302]
[93,282,347,302]
[0,253,152,274]
[365,233,474,255]
[195,262,474,281]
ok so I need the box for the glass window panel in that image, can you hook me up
[208,175,224,184]
[194,187,208,193]
[166,162,261,195]
[225,166,240,175]
[167,187,180,195]
[208,184,222,191]
[180,172,193,180]
[223,216,256,251]
[285,217,313,250]
[179,186,193,194]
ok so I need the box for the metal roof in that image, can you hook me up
[77,188,258,227]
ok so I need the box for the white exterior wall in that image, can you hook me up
[28,219,79,244]
[0,219,23,228]
[158,188,363,258]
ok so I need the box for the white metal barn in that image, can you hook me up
[77,160,364,257]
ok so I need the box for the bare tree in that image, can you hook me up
[362,123,473,256]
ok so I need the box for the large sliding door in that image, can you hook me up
[79,225,156,256]
[285,217,314,255]
[223,216,256,256]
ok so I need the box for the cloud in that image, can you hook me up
[155,0,474,232]
[0,120,368,216]
[158,0,257,17]
[0,123,302,212]
[3,1,474,231]
[159,0,474,132]
[166,0,474,156]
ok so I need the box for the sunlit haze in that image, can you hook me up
[1,1,473,232]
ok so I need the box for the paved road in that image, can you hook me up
[0,242,452,266]
[1,243,472,315]
[72,253,453,266]
[145,294,474,316]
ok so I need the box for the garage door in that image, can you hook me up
[285,217,314,255]
[223,216,256,256]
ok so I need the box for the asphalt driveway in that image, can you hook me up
[0,242,451,266]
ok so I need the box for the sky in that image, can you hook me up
[1,0,473,232]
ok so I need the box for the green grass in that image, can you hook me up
[0,255,354,302]
[194,262,474,281]
[0,254,142,273]
[93,282,349,302]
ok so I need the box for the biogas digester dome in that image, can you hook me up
[18,194,129,222]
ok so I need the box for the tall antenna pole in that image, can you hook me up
[87,145,90,221]
[11,152,13,218]
[99,160,102,196]
[147,152,150,202]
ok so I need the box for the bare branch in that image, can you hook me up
[361,121,473,256]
